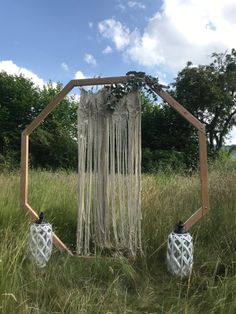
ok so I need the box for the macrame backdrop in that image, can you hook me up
[77,88,142,256]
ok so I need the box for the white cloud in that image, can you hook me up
[102,45,113,54]
[115,1,145,11]
[84,53,97,66]
[74,70,86,79]
[61,62,69,72]
[88,22,93,28]
[98,0,236,71]
[155,70,168,86]
[115,3,126,12]
[98,19,130,50]
[127,1,146,9]
[0,60,45,88]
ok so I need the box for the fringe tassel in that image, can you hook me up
[77,89,142,256]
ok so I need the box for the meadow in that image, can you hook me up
[0,159,236,313]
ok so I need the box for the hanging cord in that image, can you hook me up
[77,89,142,256]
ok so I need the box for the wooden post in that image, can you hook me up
[147,82,209,230]
[198,128,209,214]
[24,81,75,136]
[20,133,73,255]
[184,128,209,230]
[146,84,204,132]
[72,76,128,87]
[184,207,203,231]
[20,132,29,206]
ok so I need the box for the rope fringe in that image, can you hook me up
[77,89,142,256]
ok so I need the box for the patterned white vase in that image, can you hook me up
[28,221,53,268]
[167,224,193,277]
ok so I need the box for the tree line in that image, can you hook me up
[0,50,236,171]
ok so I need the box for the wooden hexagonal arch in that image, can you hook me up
[20,75,209,255]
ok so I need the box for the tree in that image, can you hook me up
[0,72,40,166]
[173,49,236,153]
[141,95,196,171]
[30,83,78,169]
[0,73,78,169]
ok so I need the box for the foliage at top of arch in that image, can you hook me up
[104,71,165,111]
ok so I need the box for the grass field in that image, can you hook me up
[0,160,236,313]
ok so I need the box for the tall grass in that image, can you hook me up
[0,160,235,313]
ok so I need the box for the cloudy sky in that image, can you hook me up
[0,0,236,143]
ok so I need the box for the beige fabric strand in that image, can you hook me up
[77,88,142,256]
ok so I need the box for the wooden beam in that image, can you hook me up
[20,132,29,206]
[24,81,74,135]
[72,76,129,87]
[198,128,209,214]
[20,131,73,255]
[184,207,203,231]
[146,83,204,132]
[184,130,209,230]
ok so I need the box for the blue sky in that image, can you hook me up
[0,0,236,143]
[0,0,164,83]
